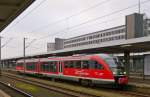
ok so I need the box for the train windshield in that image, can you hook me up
[104,58,123,68]
[104,57,125,75]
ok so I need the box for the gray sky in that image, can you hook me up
[1,0,150,59]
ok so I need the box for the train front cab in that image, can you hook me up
[101,56,128,85]
[61,55,121,85]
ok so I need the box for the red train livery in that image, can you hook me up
[16,54,128,85]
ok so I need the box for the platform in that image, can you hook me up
[129,78,150,88]
[0,90,11,97]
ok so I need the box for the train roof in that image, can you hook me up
[17,58,38,63]
[97,54,114,59]
[16,54,114,62]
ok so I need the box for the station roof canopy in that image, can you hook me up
[3,36,150,61]
[0,0,35,32]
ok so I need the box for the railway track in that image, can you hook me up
[1,72,98,97]
[2,71,150,97]
[112,89,150,97]
[0,80,33,97]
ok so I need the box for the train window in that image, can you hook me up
[64,61,69,68]
[26,62,36,70]
[41,62,57,72]
[89,61,103,70]
[64,61,68,68]
[74,61,81,69]
[64,61,74,68]
[95,63,103,69]
[41,62,50,72]
[69,61,74,68]
[81,61,89,69]
[49,62,56,72]
[17,63,23,66]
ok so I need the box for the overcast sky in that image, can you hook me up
[1,0,150,59]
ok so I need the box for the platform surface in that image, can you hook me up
[129,78,150,88]
[0,90,11,97]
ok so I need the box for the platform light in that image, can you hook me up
[113,72,116,75]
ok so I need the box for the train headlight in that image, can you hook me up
[123,72,126,74]
[113,72,116,75]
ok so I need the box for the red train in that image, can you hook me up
[16,54,128,85]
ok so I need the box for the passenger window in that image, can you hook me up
[81,61,89,69]
[49,62,56,72]
[17,63,23,66]
[94,61,103,70]
[64,61,74,68]
[74,61,81,69]
[89,61,103,70]
[95,63,103,69]
[41,62,50,72]
[68,61,74,68]
[26,62,36,70]
[64,61,69,68]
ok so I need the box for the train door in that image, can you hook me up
[81,60,90,78]
[58,61,63,75]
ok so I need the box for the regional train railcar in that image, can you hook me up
[16,54,128,85]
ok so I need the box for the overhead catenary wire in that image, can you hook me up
[3,0,150,47]
[1,37,13,48]
[29,0,150,35]
[35,0,150,41]
[25,39,37,48]
[37,16,124,41]
[3,0,150,57]
[62,17,125,39]
[29,0,111,33]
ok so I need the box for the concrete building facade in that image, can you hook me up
[47,13,150,51]
[47,38,65,52]
[126,13,144,39]
[55,38,65,50]
[144,19,150,36]
[64,25,125,48]
[47,43,55,52]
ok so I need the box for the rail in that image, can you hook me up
[0,80,33,97]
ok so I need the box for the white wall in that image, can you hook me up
[144,55,150,75]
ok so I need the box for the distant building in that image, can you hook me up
[144,19,150,36]
[47,38,65,51]
[126,13,144,39]
[64,25,125,48]
[47,13,150,51]
[47,43,55,52]
[55,38,65,50]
